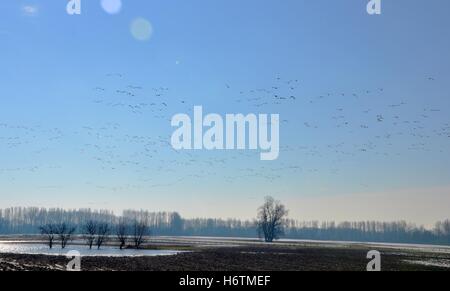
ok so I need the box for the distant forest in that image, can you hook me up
[0,207,449,246]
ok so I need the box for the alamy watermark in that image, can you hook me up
[66,0,81,15]
[366,250,381,271]
[65,1,381,16]
[367,0,382,15]
[66,250,81,271]
[171,106,280,161]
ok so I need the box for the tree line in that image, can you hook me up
[0,205,449,246]
[38,219,149,250]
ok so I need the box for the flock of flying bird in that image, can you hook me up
[1,74,449,193]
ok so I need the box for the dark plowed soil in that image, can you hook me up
[1,244,449,271]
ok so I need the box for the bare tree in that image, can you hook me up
[133,220,149,249]
[257,196,288,242]
[39,224,56,249]
[56,223,77,249]
[83,220,97,249]
[96,223,110,249]
[116,219,128,250]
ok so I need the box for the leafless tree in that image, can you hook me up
[116,219,129,250]
[257,196,288,242]
[435,219,450,237]
[39,224,56,249]
[56,223,77,249]
[133,220,149,249]
[96,223,110,249]
[83,220,97,249]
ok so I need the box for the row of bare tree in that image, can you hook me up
[39,223,76,249]
[39,219,150,250]
[115,219,149,249]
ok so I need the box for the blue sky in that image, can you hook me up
[1,0,450,225]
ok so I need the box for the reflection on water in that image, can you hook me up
[0,243,183,257]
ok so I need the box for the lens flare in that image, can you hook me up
[101,0,122,15]
[130,18,153,41]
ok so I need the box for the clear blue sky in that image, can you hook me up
[1,0,450,225]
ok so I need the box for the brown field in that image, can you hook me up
[1,236,449,271]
